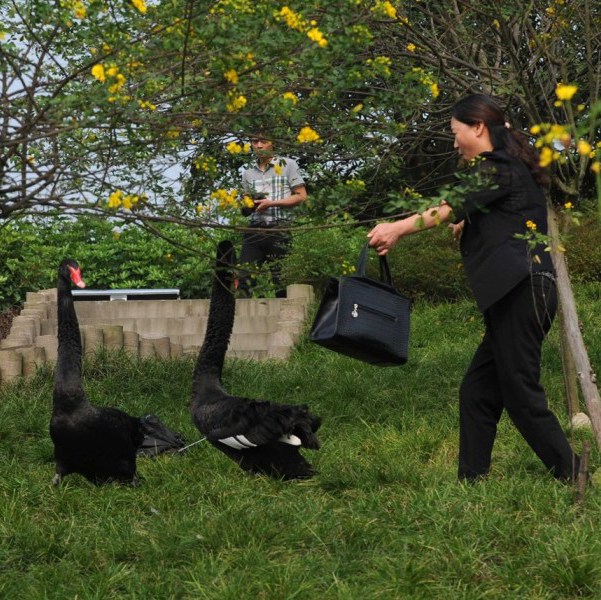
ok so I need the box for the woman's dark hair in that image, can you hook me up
[452,94,550,188]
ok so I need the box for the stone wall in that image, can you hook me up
[0,284,315,386]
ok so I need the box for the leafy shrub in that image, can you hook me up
[282,221,471,302]
[564,214,601,283]
[385,224,471,302]
[0,217,234,311]
[281,224,367,294]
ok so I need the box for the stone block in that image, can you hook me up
[286,284,315,302]
[139,335,171,359]
[0,350,23,383]
[36,335,58,363]
[102,325,124,351]
[81,326,103,356]
[123,330,139,357]
[18,346,47,376]
[1,336,32,349]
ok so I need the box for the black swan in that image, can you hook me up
[190,240,321,479]
[49,259,144,485]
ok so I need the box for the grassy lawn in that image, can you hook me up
[1,285,600,599]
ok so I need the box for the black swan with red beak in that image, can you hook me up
[49,259,144,485]
[190,241,321,480]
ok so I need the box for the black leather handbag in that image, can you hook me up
[309,243,411,366]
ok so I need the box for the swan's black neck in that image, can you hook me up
[192,262,235,393]
[54,275,84,408]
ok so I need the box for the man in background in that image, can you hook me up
[239,133,307,297]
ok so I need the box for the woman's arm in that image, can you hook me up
[367,203,453,256]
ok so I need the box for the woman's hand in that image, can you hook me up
[367,221,405,256]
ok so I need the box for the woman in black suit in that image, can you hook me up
[368,93,579,482]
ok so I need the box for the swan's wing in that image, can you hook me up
[218,433,301,449]
[207,397,317,449]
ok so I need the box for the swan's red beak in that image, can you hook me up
[68,265,86,288]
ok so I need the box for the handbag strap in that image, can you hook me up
[355,242,393,286]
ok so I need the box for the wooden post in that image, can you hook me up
[548,206,601,450]
[556,276,581,418]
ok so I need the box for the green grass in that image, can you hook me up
[1,287,600,599]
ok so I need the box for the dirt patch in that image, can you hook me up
[0,307,20,340]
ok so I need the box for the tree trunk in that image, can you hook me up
[547,205,601,450]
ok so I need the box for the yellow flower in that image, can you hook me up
[243,142,251,153]
[530,124,541,135]
[210,188,239,210]
[555,83,578,101]
[106,66,119,77]
[371,0,397,19]
[307,27,328,47]
[108,73,127,94]
[282,92,299,104]
[73,1,86,19]
[277,7,303,31]
[224,69,238,85]
[297,126,321,143]
[564,202,573,210]
[406,43,416,52]
[539,146,554,168]
[429,82,440,98]
[226,141,243,154]
[591,162,601,174]
[226,95,247,112]
[577,140,592,155]
[526,220,537,231]
[351,103,363,113]
[108,190,123,208]
[0,32,5,41]
[130,0,147,14]
[274,164,283,175]
[91,64,106,82]
[138,99,157,110]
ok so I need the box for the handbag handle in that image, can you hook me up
[355,242,393,286]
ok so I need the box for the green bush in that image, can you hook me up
[385,224,471,302]
[0,217,233,312]
[281,224,367,294]
[564,214,601,283]
[283,222,471,302]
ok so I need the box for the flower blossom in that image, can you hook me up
[224,69,239,85]
[297,126,321,143]
[307,27,328,47]
[226,141,244,154]
[555,83,578,101]
[91,64,106,82]
[130,0,147,14]
[226,95,247,112]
